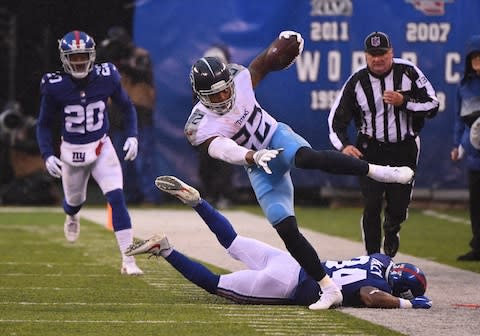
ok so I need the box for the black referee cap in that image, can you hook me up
[364,32,391,55]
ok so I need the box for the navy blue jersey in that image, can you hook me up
[292,253,394,307]
[36,62,137,160]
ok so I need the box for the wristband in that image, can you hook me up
[399,298,413,309]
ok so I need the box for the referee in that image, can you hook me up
[328,31,439,257]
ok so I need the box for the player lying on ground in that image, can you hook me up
[126,176,432,309]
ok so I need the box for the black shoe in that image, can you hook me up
[457,251,480,261]
[383,233,400,257]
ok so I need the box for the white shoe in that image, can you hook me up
[155,176,200,206]
[64,214,80,243]
[368,165,414,184]
[121,258,144,275]
[308,286,343,310]
[125,234,172,257]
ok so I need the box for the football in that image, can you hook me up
[265,33,303,71]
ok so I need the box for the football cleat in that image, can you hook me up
[120,258,144,275]
[383,232,400,257]
[155,176,200,206]
[308,285,343,310]
[457,250,480,261]
[64,214,80,243]
[125,234,172,257]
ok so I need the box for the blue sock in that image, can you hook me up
[193,200,237,248]
[165,250,220,294]
[63,200,82,216]
[105,189,132,231]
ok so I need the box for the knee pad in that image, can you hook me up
[265,203,291,225]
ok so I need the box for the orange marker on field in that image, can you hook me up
[106,203,113,231]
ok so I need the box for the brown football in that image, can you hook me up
[265,36,301,71]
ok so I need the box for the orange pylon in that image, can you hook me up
[106,203,113,231]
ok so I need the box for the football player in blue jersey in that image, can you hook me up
[36,30,143,275]
[126,176,432,309]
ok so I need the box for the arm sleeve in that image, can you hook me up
[208,137,250,166]
[36,93,57,160]
[402,64,439,118]
[328,78,357,151]
[359,286,401,308]
[453,86,466,147]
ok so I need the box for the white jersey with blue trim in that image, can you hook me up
[185,64,278,151]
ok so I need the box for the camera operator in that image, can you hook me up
[0,101,60,204]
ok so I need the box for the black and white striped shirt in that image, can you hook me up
[328,58,439,150]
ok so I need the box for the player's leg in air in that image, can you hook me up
[126,176,303,304]
[125,176,224,294]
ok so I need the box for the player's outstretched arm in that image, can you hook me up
[203,136,283,174]
[359,286,432,309]
[248,31,304,88]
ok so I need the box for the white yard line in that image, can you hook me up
[422,209,470,225]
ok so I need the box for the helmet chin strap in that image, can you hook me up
[71,72,89,79]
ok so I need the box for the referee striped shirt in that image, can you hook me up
[328,58,439,150]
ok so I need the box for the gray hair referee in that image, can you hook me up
[328,31,439,257]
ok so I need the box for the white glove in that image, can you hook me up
[123,137,138,161]
[45,155,63,178]
[471,118,480,150]
[458,145,465,159]
[252,148,284,174]
[279,30,304,56]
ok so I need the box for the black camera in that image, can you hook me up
[0,101,23,131]
[0,101,38,152]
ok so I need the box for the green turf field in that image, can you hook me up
[0,206,476,335]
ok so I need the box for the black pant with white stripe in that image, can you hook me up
[356,134,418,255]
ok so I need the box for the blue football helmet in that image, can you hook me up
[190,57,235,115]
[388,262,427,299]
[58,31,96,79]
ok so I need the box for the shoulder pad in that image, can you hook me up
[94,62,121,81]
[40,72,65,93]
[185,107,208,146]
[229,63,246,78]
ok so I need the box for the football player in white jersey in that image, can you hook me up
[36,31,143,275]
[185,31,414,309]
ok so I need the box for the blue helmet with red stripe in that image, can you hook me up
[58,31,96,79]
[388,262,427,299]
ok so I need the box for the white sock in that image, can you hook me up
[115,228,134,262]
[161,248,173,258]
[318,275,336,291]
[367,163,381,178]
